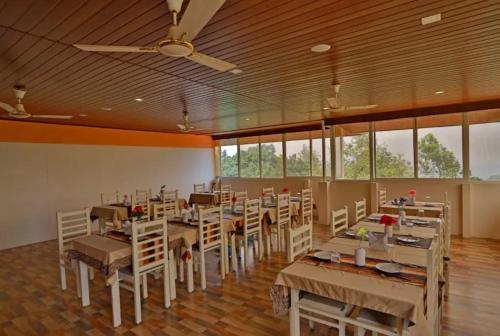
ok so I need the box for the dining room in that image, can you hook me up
[1,1,500,335]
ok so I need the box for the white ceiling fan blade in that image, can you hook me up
[177,123,187,130]
[186,51,236,72]
[327,97,339,109]
[178,0,226,42]
[0,102,16,114]
[32,114,73,119]
[74,44,158,53]
[344,104,378,110]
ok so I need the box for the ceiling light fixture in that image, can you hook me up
[421,13,441,25]
[100,107,112,111]
[322,107,329,110]
[311,44,331,53]
[135,98,143,102]
[230,69,243,74]
[435,90,445,94]
[79,113,88,117]
[245,118,251,121]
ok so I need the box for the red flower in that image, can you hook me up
[131,206,144,217]
[183,200,189,210]
[282,188,289,193]
[379,215,396,226]
[408,189,416,197]
[231,195,237,203]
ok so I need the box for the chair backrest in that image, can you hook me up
[101,191,119,205]
[220,184,231,207]
[233,191,248,208]
[262,187,274,204]
[277,193,291,229]
[300,188,313,226]
[197,206,223,252]
[244,198,262,235]
[57,208,92,257]
[378,189,387,207]
[153,190,178,220]
[131,218,168,275]
[194,183,205,193]
[354,198,366,222]
[331,206,348,237]
[134,189,151,218]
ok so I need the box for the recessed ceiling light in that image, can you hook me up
[311,44,331,53]
[230,69,243,74]
[79,113,88,117]
[245,118,251,121]
[135,98,143,102]
[435,90,445,94]
[322,107,329,110]
[100,107,112,111]
[421,13,441,25]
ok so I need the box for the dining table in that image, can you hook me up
[380,201,444,218]
[68,222,198,327]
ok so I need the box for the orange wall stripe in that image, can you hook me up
[0,120,214,148]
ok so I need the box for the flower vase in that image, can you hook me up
[231,204,236,213]
[384,225,393,238]
[399,210,406,226]
[355,247,366,266]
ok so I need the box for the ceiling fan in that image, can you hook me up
[325,83,378,112]
[0,86,73,120]
[176,107,210,133]
[73,0,238,73]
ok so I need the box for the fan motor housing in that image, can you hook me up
[158,39,194,57]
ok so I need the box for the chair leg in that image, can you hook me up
[338,321,346,336]
[277,224,281,252]
[168,250,176,300]
[133,279,142,324]
[88,268,94,281]
[141,274,148,299]
[231,233,237,272]
[59,261,67,291]
[178,257,185,281]
[244,234,249,269]
[308,320,314,329]
[220,242,225,280]
[258,232,263,261]
[75,265,82,298]
[163,263,171,308]
[200,252,206,290]
[223,233,230,275]
[356,327,366,336]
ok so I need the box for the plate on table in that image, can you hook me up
[344,230,357,237]
[397,236,420,244]
[314,251,338,261]
[411,219,429,225]
[375,262,403,274]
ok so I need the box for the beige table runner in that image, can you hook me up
[380,202,443,217]
[272,254,426,325]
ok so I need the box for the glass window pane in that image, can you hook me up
[417,114,463,179]
[220,144,238,177]
[375,119,414,178]
[335,123,370,180]
[470,121,500,181]
[286,132,311,176]
[311,138,323,176]
[261,141,283,178]
[325,137,331,177]
[240,143,260,177]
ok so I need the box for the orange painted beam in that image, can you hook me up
[0,120,214,148]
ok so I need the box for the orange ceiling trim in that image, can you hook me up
[0,120,214,148]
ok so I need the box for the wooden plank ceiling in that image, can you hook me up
[1,0,500,134]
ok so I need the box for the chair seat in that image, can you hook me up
[356,308,399,331]
[299,293,352,317]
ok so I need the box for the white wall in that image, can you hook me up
[0,142,214,250]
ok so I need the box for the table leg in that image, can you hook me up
[79,261,89,307]
[111,280,121,327]
[289,288,300,336]
[231,233,237,272]
[186,246,194,293]
[224,233,230,275]
[168,249,176,300]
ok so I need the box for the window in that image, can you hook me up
[260,134,283,178]
[220,139,238,177]
[239,137,260,178]
[417,114,463,178]
[286,132,311,176]
[469,110,500,181]
[375,119,414,178]
[335,123,370,180]
[311,130,330,177]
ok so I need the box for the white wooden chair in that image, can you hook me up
[331,206,348,237]
[194,183,205,193]
[220,184,231,208]
[233,190,248,209]
[354,198,366,223]
[57,208,93,296]
[378,189,387,210]
[270,193,291,253]
[158,189,178,219]
[236,198,263,269]
[101,191,120,205]
[193,206,225,290]
[118,218,171,324]
[287,188,313,263]
[134,189,151,220]
[262,187,274,204]
[354,238,440,336]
